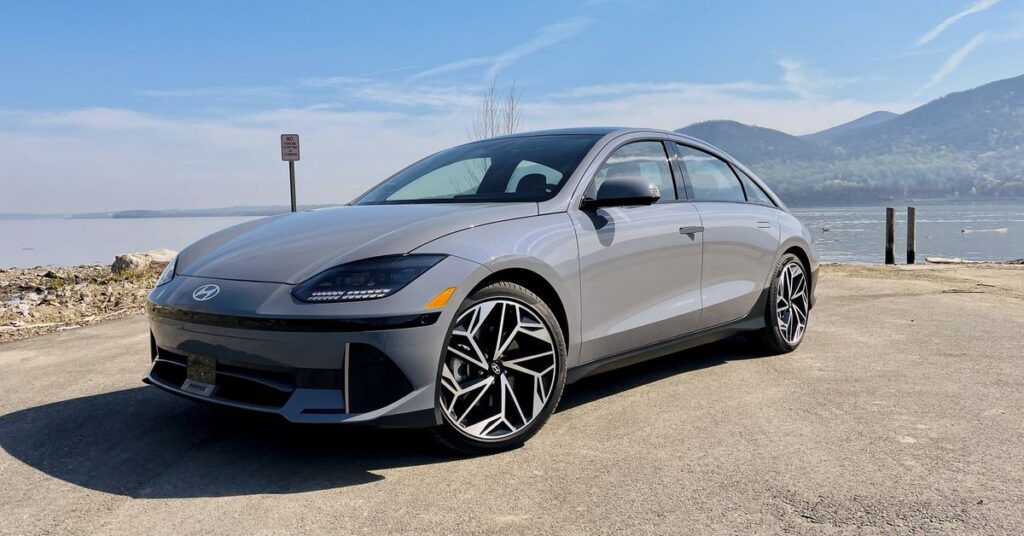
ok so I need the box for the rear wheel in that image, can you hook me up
[754,253,810,354]
[431,282,567,454]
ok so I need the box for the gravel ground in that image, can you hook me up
[0,264,1022,535]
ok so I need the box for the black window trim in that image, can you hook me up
[578,137,685,208]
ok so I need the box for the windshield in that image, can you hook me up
[354,134,601,205]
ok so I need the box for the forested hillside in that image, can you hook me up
[676,74,1024,205]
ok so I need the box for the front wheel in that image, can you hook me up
[431,282,567,454]
[754,253,811,354]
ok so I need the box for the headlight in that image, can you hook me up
[155,257,177,287]
[292,254,446,303]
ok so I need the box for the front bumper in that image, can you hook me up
[145,315,442,426]
[144,256,485,426]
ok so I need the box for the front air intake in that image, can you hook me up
[345,343,414,413]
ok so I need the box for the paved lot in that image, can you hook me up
[1,265,1022,535]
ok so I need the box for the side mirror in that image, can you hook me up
[581,177,661,209]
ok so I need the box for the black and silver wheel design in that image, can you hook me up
[775,261,809,345]
[432,282,566,453]
[755,253,811,354]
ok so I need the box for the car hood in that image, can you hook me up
[176,203,536,284]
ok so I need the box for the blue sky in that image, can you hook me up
[2,0,1023,212]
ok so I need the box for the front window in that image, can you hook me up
[355,135,601,204]
[589,141,677,203]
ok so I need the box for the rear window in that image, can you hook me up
[738,170,776,207]
[675,144,745,203]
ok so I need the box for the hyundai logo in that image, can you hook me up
[192,284,221,301]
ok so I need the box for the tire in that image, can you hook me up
[753,253,810,354]
[430,281,567,454]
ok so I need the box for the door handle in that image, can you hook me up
[679,226,704,235]
[756,221,773,228]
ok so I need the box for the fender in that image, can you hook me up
[411,213,584,366]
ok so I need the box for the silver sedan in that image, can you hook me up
[145,127,818,453]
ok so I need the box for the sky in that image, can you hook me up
[2,0,1023,213]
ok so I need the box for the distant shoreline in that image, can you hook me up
[0,204,343,221]
[3,197,1024,220]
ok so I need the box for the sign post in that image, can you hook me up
[281,134,300,212]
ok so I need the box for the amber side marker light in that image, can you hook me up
[425,287,457,309]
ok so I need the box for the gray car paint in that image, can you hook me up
[571,197,705,363]
[177,203,537,284]
[693,201,781,328]
[147,127,818,426]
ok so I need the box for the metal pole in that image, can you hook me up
[907,206,916,265]
[289,161,296,212]
[885,207,895,265]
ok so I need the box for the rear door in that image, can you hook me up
[571,140,704,363]
[672,143,781,329]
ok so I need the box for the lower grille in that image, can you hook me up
[152,348,297,409]
[150,345,414,415]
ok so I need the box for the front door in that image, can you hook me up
[571,140,704,363]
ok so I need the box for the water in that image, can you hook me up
[0,217,258,268]
[1,202,1023,267]
[791,202,1024,263]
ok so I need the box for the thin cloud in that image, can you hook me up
[409,17,592,81]
[298,76,372,88]
[554,81,779,98]
[484,18,591,79]
[914,0,1001,47]
[142,86,285,99]
[778,59,860,100]
[408,57,496,81]
[914,31,989,95]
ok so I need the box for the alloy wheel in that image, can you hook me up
[776,261,809,345]
[439,299,558,441]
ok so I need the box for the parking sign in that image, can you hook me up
[281,134,300,161]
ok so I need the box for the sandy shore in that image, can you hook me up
[822,262,1024,300]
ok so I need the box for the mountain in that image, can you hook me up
[675,73,1024,205]
[675,120,825,164]
[831,75,1024,152]
[802,111,898,143]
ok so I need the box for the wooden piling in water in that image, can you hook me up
[885,207,895,265]
[907,206,916,264]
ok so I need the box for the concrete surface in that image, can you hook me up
[1,264,1022,535]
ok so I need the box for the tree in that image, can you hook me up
[469,79,522,141]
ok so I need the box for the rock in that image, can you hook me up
[42,270,59,279]
[111,254,149,274]
[111,249,177,275]
[18,304,31,317]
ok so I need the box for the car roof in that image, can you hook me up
[490,127,706,145]
[487,127,626,138]
[489,127,723,154]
